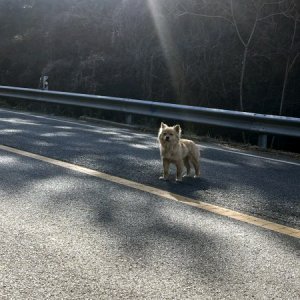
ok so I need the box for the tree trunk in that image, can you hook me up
[278,18,297,116]
[239,46,248,112]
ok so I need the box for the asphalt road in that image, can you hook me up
[0,107,299,299]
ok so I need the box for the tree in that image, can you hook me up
[176,0,296,112]
[278,1,300,115]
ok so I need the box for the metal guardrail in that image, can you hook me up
[0,85,300,147]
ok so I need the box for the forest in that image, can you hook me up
[0,0,299,118]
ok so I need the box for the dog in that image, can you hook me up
[158,122,200,181]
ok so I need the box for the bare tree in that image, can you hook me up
[177,0,294,112]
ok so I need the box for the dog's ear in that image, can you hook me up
[160,122,167,129]
[174,125,181,135]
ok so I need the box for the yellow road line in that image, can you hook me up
[1,144,299,239]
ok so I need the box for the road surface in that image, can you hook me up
[0,107,299,299]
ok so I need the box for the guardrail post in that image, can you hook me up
[125,114,132,125]
[258,134,268,149]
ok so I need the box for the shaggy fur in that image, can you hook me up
[158,122,200,181]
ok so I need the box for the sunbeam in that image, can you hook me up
[147,0,184,99]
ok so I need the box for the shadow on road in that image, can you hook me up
[0,111,299,266]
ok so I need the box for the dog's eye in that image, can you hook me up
[169,133,173,136]
[163,133,167,136]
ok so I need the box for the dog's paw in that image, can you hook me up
[183,174,191,178]
[159,176,168,181]
[175,178,183,182]
[194,175,201,178]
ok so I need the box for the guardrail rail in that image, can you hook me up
[1,85,299,148]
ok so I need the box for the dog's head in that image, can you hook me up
[158,122,181,145]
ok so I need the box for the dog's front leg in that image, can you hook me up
[175,161,184,182]
[159,158,170,180]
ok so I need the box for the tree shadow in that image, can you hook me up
[0,110,299,259]
[1,127,299,294]
[0,153,236,287]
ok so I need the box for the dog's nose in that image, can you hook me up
[165,136,169,141]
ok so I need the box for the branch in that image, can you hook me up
[176,11,233,25]
[247,16,258,46]
[258,1,294,21]
[289,52,300,72]
[257,11,287,21]
[261,0,288,7]
[230,0,246,47]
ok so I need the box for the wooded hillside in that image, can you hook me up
[0,0,299,117]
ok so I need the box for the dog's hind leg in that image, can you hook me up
[191,155,200,177]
